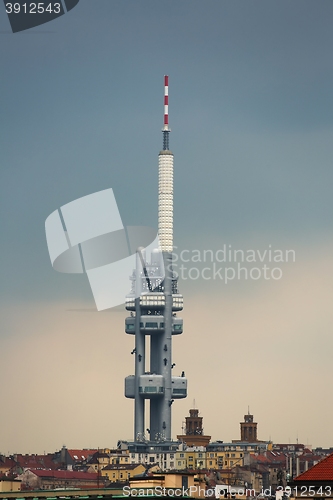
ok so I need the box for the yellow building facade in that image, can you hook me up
[101,463,145,482]
[0,479,21,493]
[175,449,244,470]
[128,472,200,497]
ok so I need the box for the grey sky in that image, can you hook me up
[1,0,333,453]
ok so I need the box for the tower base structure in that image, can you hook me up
[124,248,187,445]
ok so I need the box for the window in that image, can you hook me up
[144,386,157,393]
[173,388,186,394]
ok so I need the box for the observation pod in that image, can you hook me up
[171,376,187,398]
[126,375,187,400]
[125,315,183,335]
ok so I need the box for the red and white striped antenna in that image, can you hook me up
[162,75,170,150]
[163,75,169,130]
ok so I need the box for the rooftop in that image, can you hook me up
[295,453,333,481]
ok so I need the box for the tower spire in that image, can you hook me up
[162,75,170,150]
[159,75,173,252]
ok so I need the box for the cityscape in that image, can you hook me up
[1,408,333,497]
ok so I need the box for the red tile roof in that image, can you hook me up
[295,453,333,481]
[251,452,286,466]
[299,454,322,463]
[29,470,99,480]
[0,457,17,470]
[67,450,98,461]
[15,455,57,470]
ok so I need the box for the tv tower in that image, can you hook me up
[124,76,187,444]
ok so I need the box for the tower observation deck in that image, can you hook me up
[124,76,187,444]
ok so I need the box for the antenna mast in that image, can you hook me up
[162,75,170,150]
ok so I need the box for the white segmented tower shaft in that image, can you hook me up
[158,152,173,252]
[159,75,174,252]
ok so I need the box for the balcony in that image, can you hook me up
[140,293,165,309]
[172,294,183,311]
[125,296,135,311]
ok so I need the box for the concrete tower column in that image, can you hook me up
[134,250,145,441]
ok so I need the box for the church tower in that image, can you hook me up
[240,409,258,442]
